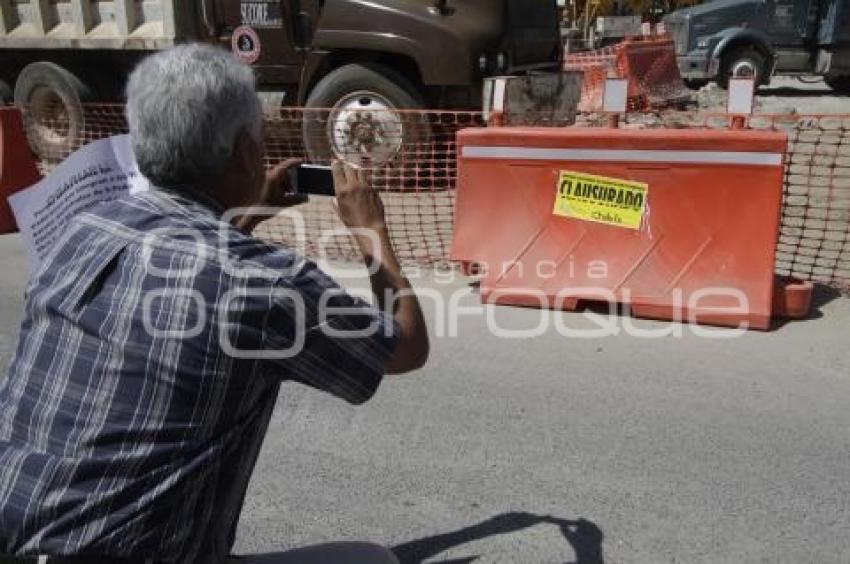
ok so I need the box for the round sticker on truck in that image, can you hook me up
[232,26,261,64]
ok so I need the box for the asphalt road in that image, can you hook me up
[758,76,850,114]
[1,233,849,563]
[698,76,850,114]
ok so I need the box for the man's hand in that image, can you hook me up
[331,159,429,375]
[331,160,387,233]
[259,158,308,208]
[237,158,307,232]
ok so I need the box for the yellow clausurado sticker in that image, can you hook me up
[553,170,649,230]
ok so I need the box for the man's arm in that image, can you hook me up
[331,161,429,375]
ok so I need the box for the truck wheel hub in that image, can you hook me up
[731,60,757,79]
[328,91,404,166]
[29,85,71,145]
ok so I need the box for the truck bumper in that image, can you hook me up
[676,52,716,80]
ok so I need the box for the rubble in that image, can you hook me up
[696,81,798,114]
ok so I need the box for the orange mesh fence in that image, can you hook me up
[26,104,481,268]
[259,108,482,267]
[18,103,850,293]
[25,103,129,170]
[565,36,692,112]
[564,46,619,112]
[755,115,850,291]
[615,36,692,111]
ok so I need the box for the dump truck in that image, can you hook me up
[664,0,850,91]
[0,1,562,162]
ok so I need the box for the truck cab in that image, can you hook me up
[664,0,850,91]
[218,1,562,103]
[221,0,563,163]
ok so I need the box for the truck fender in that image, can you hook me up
[308,28,462,85]
[297,40,427,105]
[710,28,775,74]
[297,41,428,105]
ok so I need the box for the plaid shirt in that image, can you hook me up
[0,189,397,563]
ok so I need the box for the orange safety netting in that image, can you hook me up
[564,35,692,112]
[21,104,850,293]
[26,104,481,269]
[261,108,481,267]
[564,46,619,112]
[616,36,693,111]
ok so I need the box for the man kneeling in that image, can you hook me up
[0,44,428,564]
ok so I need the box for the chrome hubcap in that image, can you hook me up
[731,60,757,79]
[327,91,404,166]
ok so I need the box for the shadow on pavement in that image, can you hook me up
[810,283,844,310]
[391,512,604,564]
[758,86,835,97]
[772,282,844,329]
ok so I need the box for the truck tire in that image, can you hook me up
[825,75,850,94]
[14,62,92,160]
[303,64,430,177]
[0,80,12,105]
[719,46,766,89]
[684,79,709,90]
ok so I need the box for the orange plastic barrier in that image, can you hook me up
[452,127,788,330]
[0,107,41,234]
[772,276,814,320]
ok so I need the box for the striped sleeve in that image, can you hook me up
[262,261,398,405]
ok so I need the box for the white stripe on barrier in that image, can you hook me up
[461,146,783,166]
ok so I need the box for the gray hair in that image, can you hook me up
[126,43,262,188]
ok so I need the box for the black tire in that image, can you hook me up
[303,63,430,178]
[14,62,93,160]
[0,80,12,105]
[684,79,708,90]
[825,75,850,94]
[718,46,766,89]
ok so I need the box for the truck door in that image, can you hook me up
[214,1,321,90]
[767,0,813,46]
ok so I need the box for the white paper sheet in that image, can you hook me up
[9,135,149,272]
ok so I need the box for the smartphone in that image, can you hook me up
[287,163,336,196]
